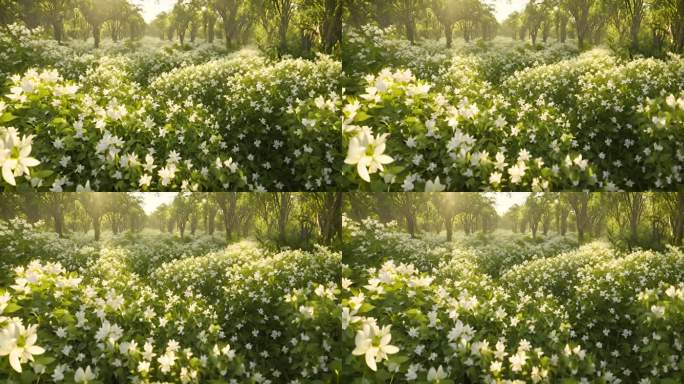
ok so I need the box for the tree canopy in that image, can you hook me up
[1,0,342,56]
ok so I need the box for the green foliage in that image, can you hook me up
[342,216,684,382]
[0,225,340,383]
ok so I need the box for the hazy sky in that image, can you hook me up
[133,0,176,23]
[488,0,528,22]
[135,0,530,25]
[131,192,527,216]
[133,192,178,214]
[488,192,530,215]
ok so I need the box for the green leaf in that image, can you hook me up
[0,112,16,123]
[35,356,55,365]
[3,303,21,314]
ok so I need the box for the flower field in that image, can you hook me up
[0,220,341,383]
[342,27,684,191]
[0,25,341,191]
[341,217,684,383]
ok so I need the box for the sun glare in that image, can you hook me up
[488,0,528,22]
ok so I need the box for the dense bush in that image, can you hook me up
[342,217,684,383]
[0,225,341,383]
[342,30,684,191]
[0,27,342,191]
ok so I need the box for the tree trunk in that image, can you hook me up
[406,215,416,238]
[208,17,216,43]
[54,212,64,238]
[223,18,231,49]
[221,205,230,240]
[673,192,684,245]
[52,20,64,43]
[278,194,290,244]
[405,11,416,44]
[93,217,101,241]
[445,217,453,241]
[560,211,568,236]
[629,15,641,53]
[322,0,342,53]
[278,13,290,55]
[191,215,198,235]
[93,25,101,48]
[208,209,216,235]
[190,22,198,43]
[444,23,453,48]
[560,18,567,43]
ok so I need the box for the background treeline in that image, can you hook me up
[345,0,684,55]
[0,0,343,56]
[345,0,498,45]
[0,192,342,249]
[501,0,684,55]
[0,0,146,47]
[346,192,684,250]
[149,0,343,55]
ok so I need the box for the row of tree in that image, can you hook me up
[345,192,498,239]
[0,0,343,55]
[344,0,684,54]
[149,192,342,246]
[346,192,684,250]
[151,0,343,55]
[502,0,684,54]
[0,193,146,239]
[0,193,343,248]
[0,0,146,47]
[504,192,684,249]
[345,0,498,46]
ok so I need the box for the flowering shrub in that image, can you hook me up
[342,216,684,382]
[343,33,684,191]
[0,226,341,383]
[0,219,99,281]
[0,26,342,191]
[341,261,595,382]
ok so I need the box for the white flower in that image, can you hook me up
[489,171,502,185]
[94,320,123,344]
[494,341,507,360]
[0,321,45,373]
[298,305,314,319]
[158,165,177,187]
[341,307,362,330]
[651,305,665,318]
[75,181,92,192]
[508,163,526,184]
[352,322,399,371]
[52,364,67,381]
[158,352,177,373]
[427,365,448,382]
[74,366,96,383]
[138,360,150,373]
[0,127,40,186]
[402,176,415,191]
[345,127,393,182]
[494,151,507,171]
[136,172,152,188]
[573,154,588,171]
[424,176,446,192]
[509,351,528,372]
